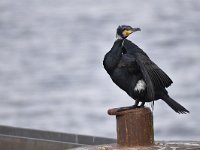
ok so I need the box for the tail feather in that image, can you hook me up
[162,95,189,114]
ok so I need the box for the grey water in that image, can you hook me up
[0,0,200,140]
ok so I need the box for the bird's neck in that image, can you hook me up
[106,39,124,61]
[103,39,124,74]
[110,39,124,54]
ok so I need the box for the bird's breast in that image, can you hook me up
[111,68,132,91]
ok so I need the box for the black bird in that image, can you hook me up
[103,25,189,114]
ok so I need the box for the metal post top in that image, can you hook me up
[107,107,152,116]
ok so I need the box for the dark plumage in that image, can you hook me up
[103,25,189,114]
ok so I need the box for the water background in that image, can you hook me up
[0,0,200,140]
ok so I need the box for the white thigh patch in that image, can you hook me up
[134,79,146,92]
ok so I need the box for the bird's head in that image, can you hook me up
[116,25,141,39]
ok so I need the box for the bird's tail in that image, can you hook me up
[162,95,189,114]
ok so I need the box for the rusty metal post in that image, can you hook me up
[108,107,154,147]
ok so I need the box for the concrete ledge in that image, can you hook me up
[0,125,116,150]
[0,125,116,145]
[0,134,83,150]
[69,141,200,150]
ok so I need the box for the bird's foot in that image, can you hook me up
[116,105,139,112]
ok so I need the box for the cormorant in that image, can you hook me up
[103,25,189,114]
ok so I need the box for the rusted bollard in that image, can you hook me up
[108,107,154,147]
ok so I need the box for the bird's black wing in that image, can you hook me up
[135,53,173,89]
[134,54,155,100]
[123,39,173,100]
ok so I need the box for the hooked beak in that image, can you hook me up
[131,27,141,32]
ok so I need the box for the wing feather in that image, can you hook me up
[135,53,173,89]
[134,55,155,100]
[123,39,173,100]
